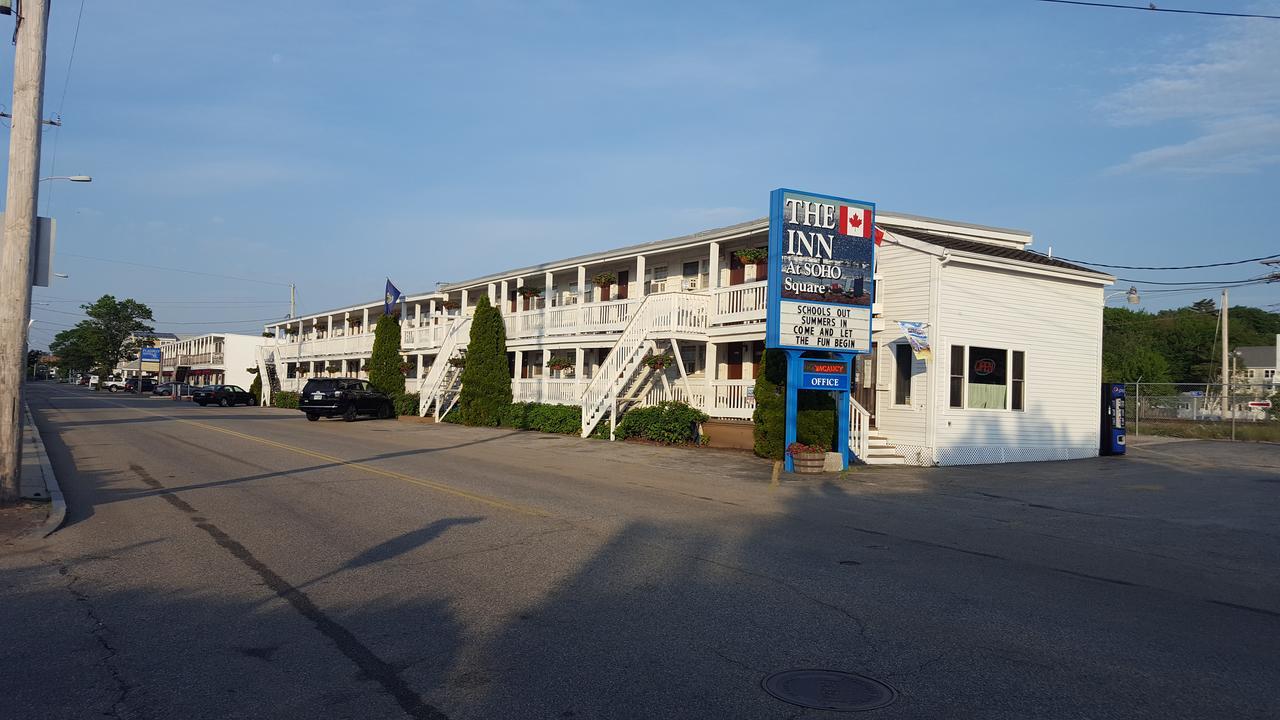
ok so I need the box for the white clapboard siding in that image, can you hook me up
[934,262,1103,464]
[871,243,934,448]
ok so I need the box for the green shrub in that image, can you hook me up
[458,296,511,426]
[498,402,581,434]
[395,392,420,417]
[752,350,839,459]
[617,401,708,445]
[272,391,299,409]
[369,314,404,398]
[249,374,262,405]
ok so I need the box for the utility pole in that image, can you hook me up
[0,0,51,507]
[290,283,296,319]
[1220,288,1229,421]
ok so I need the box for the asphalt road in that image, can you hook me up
[3,382,1279,719]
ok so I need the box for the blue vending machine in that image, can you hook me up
[1100,383,1126,456]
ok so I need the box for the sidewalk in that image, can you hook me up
[0,404,65,544]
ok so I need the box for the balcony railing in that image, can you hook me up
[512,378,580,405]
[713,281,767,325]
[644,378,754,419]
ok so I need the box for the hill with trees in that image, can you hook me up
[1103,298,1280,383]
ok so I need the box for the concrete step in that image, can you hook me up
[864,455,906,465]
[865,447,901,457]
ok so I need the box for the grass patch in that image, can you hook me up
[1134,418,1280,442]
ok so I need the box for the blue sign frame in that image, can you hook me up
[140,347,162,362]
[766,189,877,472]
[801,359,850,391]
[766,188,877,354]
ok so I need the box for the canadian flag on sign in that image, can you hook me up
[839,205,872,238]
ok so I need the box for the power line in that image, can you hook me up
[42,0,87,216]
[1036,0,1280,20]
[1115,276,1270,286]
[1055,253,1280,270]
[59,252,293,287]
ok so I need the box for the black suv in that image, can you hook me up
[124,377,156,394]
[298,378,394,422]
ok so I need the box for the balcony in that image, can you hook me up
[712,281,767,325]
[272,333,375,359]
[512,378,581,405]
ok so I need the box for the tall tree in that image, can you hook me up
[82,295,155,371]
[368,314,404,400]
[49,325,100,375]
[457,296,511,426]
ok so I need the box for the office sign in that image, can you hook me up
[140,347,162,362]
[766,189,875,353]
[801,359,849,391]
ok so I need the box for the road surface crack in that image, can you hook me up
[50,560,138,719]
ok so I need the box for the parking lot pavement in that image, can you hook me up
[4,382,1279,719]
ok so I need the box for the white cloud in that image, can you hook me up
[1100,18,1280,174]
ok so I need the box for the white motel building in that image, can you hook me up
[258,210,1114,466]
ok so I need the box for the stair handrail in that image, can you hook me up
[849,396,871,461]
[416,316,471,415]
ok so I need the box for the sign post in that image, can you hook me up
[767,189,876,471]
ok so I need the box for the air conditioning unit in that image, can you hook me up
[683,278,699,291]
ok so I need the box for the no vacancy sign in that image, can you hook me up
[766,189,876,353]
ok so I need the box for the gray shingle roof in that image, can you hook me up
[1236,344,1278,369]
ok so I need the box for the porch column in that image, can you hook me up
[636,255,646,298]
[541,348,551,403]
[705,341,718,415]
[544,271,553,327]
[327,315,333,338]
[708,241,720,290]
[575,347,585,396]
[362,307,369,333]
[514,350,524,401]
[499,280,509,312]
[488,282,497,305]
[577,266,586,306]
[514,278,524,314]
[414,302,421,327]
[416,352,424,382]
[460,289,469,313]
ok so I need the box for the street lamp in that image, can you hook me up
[39,175,92,182]
[1105,285,1141,305]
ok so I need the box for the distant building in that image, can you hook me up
[1237,335,1279,393]
[156,333,261,389]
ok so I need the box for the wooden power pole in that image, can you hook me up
[0,0,51,506]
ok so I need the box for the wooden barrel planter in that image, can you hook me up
[791,452,826,474]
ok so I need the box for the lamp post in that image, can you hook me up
[1105,286,1141,305]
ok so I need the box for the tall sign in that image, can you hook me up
[767,189,876,353]
[766,188,877,472]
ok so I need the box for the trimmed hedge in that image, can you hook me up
[369,314,403,398]
[249,374,262,405]
[499,402,581,434]
[458,296,511,426]
[273,391,299,409]
[395,392,420,417]
[617,401,708,445]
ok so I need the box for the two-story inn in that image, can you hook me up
[258,209,1114,466]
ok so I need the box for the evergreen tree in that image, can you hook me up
[458,296,512,426]
[752,349,788,459]
[369,314,404,399]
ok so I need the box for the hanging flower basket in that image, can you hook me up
[734,247,768,264]
[447,350,467,369]
[787,442,829,474]
[399,362,414,376]
[644,353,675,371]
[517,286,542,298]
[546,356,574,372]
[442,300,461,310]
[591,272,617,288]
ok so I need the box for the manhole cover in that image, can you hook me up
[761,669,896,712]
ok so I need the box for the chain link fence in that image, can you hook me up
[1126,382,1279,442]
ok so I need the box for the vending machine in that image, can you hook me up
[1100,382,1126,456]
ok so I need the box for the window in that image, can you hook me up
[948,345,1026,411]
[894,344,912,405]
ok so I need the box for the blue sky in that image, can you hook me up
[14,0,1279,347]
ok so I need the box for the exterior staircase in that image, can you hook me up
[417,317,471,421]
[255,345,282,406]
[580,292,709,439]
[863,432,906,465]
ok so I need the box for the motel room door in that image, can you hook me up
[853,343,877,428]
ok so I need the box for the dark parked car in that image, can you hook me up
[154,382,194,397]
[298,377,394,421]
[124,378,157,393]
[192,384,254,407]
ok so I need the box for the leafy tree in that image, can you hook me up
[49,326,101,376]
[458,296,511,426]
[368,314,404,401]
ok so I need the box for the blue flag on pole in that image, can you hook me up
[385,278,402,316]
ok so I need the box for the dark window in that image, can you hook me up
[949,345,964,408]
[1012,351,1025,411]
[967,346,1008,409]
[894,344,912,405]
[302,379,340,394]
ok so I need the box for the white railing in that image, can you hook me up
[850,397,871,462]
[276,333,375,358]
[710,379,755,419]
[417,317,471,418]
[580,292,711,438]
[511,378,581,405]
[403,316,455,350]
[713,280,768,325]
[502,298,643,340]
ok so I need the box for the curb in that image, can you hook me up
[23,404,66,538]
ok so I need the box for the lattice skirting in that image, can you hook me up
[935,445,1098,466]
[891,444,938,467]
